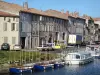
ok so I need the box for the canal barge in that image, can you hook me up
[64,52,93,65]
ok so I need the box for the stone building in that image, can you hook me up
[66,11,86,43]
[0,1,23,15]
[0,11,19,49]
[94,18,100,41]
[83,15,100,43]
[19,9,69,49]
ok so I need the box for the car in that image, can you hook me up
[13,44,21,50]
[1,43,10,50]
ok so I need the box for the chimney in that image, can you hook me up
[74,11,77,17]
[61,9,64,13]
[40,10,42,12]
[83,14,86,18]
[71,12,74,16]
[83,14,88,19]
[66,11,69,16]
[23,2,28,9]
[76,12,79,17]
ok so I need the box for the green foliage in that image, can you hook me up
[0,51,57,64]
[89,17,94,24]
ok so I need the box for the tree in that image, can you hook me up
[89,17,94,24]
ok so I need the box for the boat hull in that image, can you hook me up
[54,62,65,68]
[34,64,53,71]
[9,68,32,74]
[93,55,100,59]
[54,64,64,68]
[65,57,93,65]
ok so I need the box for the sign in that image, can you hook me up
[68,35,76,44]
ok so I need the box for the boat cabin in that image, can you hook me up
[86,45,100,52]
[66,52,91,60]
[86,45,100,57]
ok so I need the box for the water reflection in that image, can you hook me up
[6,59,100,75]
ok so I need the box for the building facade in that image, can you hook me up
[94,18,100,41]
[19,9,69,49]
[67,12,86,44]
[0,11,20,49]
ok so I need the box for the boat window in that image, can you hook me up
[95,49,97,51]
[91,47,94,51]
[81,55,84,59]
[76,55,80,59]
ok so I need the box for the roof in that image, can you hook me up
[93,18,100,21]
[45,9,68,20]
[21,9,68,20]
[68,51,90,55]
[0,1,23,14]
[21,8,47,16]
[86,45,99,47]
[0,11,18,17]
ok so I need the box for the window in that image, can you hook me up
[42,16,45,21]
[20,22,22,31]
[16,23,19,31]
[35,38,37,46]
[40,16,42,21]
[12,37,16,44]
[72,21,74,25]
[13,18,15,21]
[7,18,10,22]
[16,18,19,22]
[4,37,8,43]
[62,33,65,40]
[3,23,7,31]
[11,23,15,31]
[44,25,48,31]
[76,55,80,59]
[4,17,6,21]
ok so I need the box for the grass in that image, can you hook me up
[0,50,58,65]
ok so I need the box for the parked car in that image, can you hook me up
[13,44,21,50]
[1,43,10,50]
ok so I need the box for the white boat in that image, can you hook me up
[64,52,93,65]
[86,45,100,58]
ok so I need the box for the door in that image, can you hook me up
[20,37,26,49]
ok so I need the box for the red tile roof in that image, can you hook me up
[21,9,68,20]
[0,1,23,14]
[21,8,46,16]
[0,11,18,17]
[0,1,91,20]
[45,9,68,20]
[93,18,100,21]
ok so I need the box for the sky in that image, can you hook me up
[4,0,100,17]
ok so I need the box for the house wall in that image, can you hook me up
[0,16,19,49]
[68,16,85,43]
[20,12,69,49]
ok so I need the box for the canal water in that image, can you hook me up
[10,59,100,75]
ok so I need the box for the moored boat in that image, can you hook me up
[86,45,100,58]
[9,66,32,74]
[33,63,53,71]
[64,52,94,65]
[54,61,65,69]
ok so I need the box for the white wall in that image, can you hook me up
[0,17,19,49]
[94,21,100,28]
